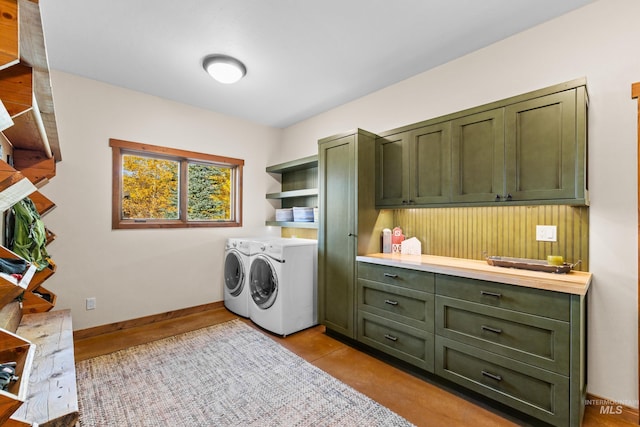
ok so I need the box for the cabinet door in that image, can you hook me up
[409,122,451,205]
[375,133,408,207]
[318,135,357,338]
[451,109,505,203]
[504,90,577,201]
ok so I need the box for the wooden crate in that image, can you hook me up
[25,259,55,292]
[25,191,55,217]
[0,328,35,425]
[0,0,19,70]
[21,285,55,314]
[0,246,36,308]
[11,149,56,186]
[0,302,21,334]
[4,417,34,426]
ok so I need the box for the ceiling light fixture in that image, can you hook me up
[202,54,247,84]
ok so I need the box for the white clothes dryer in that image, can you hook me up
[248,238,317,336]
[223,238,252,317]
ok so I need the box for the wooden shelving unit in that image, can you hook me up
[266,155,319,229]
[0,1,77,425]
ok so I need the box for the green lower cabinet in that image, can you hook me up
[354,261,587,426]
[435,295,570,375]
[358,311,434,373]
[436,273,571,321]
[358,279,434,331]
[436,336,569,427]
[357,262,435,293]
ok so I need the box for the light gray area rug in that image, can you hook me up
[77,319,415,426]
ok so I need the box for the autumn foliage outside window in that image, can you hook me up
[110,139,243,229]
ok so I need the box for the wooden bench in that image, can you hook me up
[10,309,78,427]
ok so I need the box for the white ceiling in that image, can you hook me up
[38,0,595,129]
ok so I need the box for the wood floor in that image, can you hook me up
[74,306,636,427]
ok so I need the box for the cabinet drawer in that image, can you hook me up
[358,262,435,293]
[358,279,434,332]
[358,311,434,372]
[435,336,569,427]
[436,274,570,321]
[436,296,569,374]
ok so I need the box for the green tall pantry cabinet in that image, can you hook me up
[318,129,382,339]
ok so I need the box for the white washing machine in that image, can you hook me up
[248,238,317,336]
[223,237,278,317]
[223,238,252,317]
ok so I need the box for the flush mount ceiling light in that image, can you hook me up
[202,54,247,84]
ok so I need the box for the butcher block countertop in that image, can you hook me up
[356,253,592,296]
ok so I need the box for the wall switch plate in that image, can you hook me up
[86,297,96,310]
[536,225,557,242]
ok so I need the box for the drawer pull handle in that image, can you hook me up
[480,290,502,298]
[481,370,503,382]
[383,273,398,278]
[481,325,503,334]
[384,334,398,342]
[384,299,399,306]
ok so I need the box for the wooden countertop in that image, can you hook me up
[356,253,592,295]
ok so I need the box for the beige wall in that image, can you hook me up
[42,71,282,330]
[277,0,640,410]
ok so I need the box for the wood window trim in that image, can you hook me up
[109,138,244,229]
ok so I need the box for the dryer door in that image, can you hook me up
[249,255,278,309]
[224,251,245,297]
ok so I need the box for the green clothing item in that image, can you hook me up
[11,197,49,271]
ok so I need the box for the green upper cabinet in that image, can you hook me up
[451,109,505,203]
[375,132,405,206]
[411,123,452,205]
[376,122,452,207]
[504,88,587,204]
[376,78,589,208]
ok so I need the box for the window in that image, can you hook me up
[110,139,243,229]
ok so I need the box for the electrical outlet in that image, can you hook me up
[86,297,96,310]
[536,225,557,242]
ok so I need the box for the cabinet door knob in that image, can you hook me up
[348,233,357,237]
[495,194,501,202]
[505,193,513,201]
[481,370,503,381]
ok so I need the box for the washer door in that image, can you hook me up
[250,255,278,309]
[224,251,245,297]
